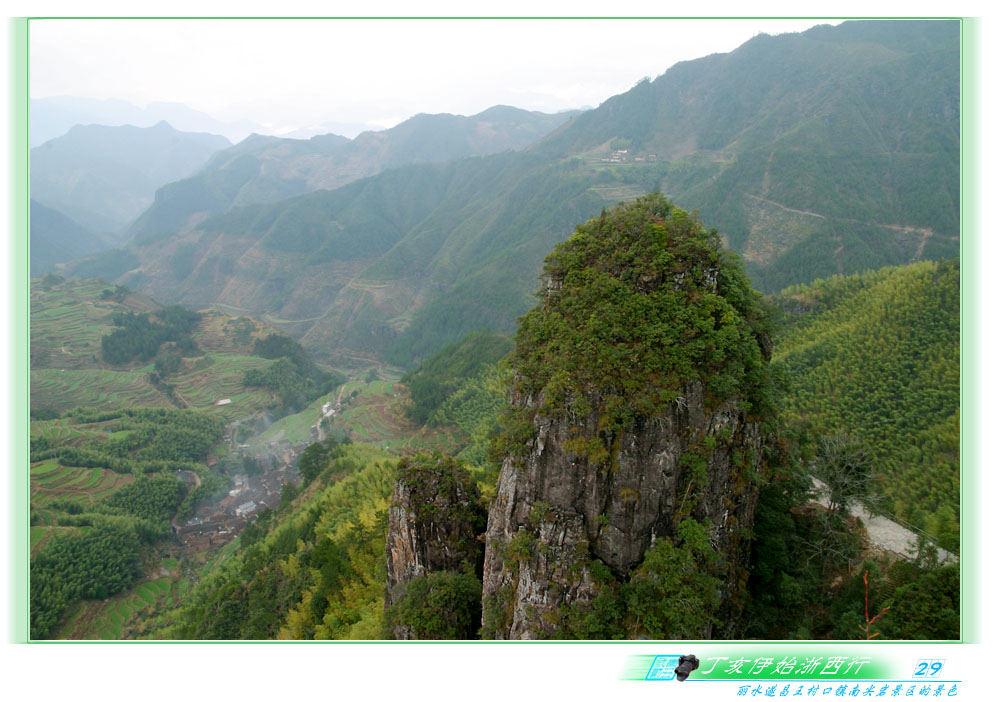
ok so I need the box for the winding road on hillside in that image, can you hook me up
[810,478,956,564]
[743,194,936,260]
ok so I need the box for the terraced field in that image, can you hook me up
[57,574,186,639]
[33,355,283,419]
[30,278,346,638]
[31,367,171,412]
[332,370,463,454]
[29,458,135,551]
[30,276,285,422]
[338,396,463,454]
[248,366,462,456]
[167,353,275,418]
[30,461,133,507]
[28,404,228,640]
[31,417,105,443]
[30,417,140,552]
[30,277,157,371]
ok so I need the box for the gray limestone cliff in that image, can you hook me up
[480,380,767,639]
[384,453,486,639]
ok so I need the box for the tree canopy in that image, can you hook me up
[499,193,775,460]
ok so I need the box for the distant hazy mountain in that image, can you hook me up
[30,95,263,146]
[125,105,577,245]
[280,120,390,140]
[68,20,959,369]
[31,121,231,237]
[29,200,115,277]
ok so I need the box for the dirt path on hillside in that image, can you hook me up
[745,194,827,219]
[810,478,956,564]
[744,195,936,258]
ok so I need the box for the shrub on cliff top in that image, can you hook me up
[497,193,775,459]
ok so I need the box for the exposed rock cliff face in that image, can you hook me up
[481,380,766,638]
[480,194,775,639]
[384,453,486,639]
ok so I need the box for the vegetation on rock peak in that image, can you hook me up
[505,193,776,451]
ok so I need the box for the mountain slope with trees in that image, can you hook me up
[68,20,959,370]
[147,442,400,639]
[533,20,959,290]
[772,259,959,548]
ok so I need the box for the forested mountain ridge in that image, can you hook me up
[124,105,578,246]
[75,150,610,367]
[63,20,959,370]
[534,20,959,291]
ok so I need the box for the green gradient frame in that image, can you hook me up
[8,17,29,644]
[9,15,975,646]
[958,17,978,646]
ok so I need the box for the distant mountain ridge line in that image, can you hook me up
[121,106,578,247]
[31,95,267,146]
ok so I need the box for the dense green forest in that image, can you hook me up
[30,522,145,639]
[506,194,775,438]
[402,330,512,424]
[393,330,512,466]
[743,461,959,639]
[772,260,960,547]
[101,305,202,365]
[430,363,508,467]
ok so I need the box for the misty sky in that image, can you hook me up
[29,17,840,137]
